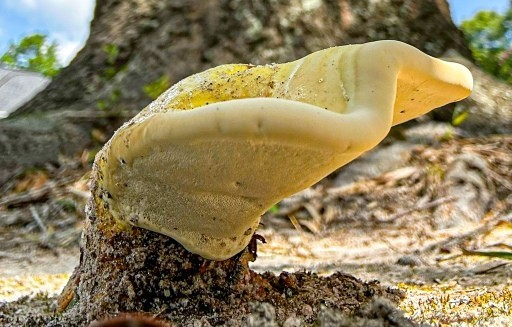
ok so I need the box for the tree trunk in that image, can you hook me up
[0,0,472,185]
[18,0,472,116]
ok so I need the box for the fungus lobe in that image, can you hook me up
[96,40,472,260]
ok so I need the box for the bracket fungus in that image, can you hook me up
[96,40,472,261]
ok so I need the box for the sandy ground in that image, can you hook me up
[1,133,511,325]
[1,215,511,326]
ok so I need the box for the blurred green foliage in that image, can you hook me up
[0,33,61,78]
[102,44,119,66]
[460,6,512,83]
[268,204,280,214]
[101,44,122,80]
[143,75,171,100]
[97,88,122,111]
[451,109,469,126]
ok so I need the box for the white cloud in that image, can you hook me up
[4,0,95,66]
[6,0,38,9]
[19,0,37,9]
[7,0,94,30]
[54,36,82,66]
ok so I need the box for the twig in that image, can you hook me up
[420,211,505,254]
[462,248,512,260]
[303,203,322,223]
[0,167,23,195]
[471,262,509,275]
[380,195,458,223]
[0,176,77,207]
[326,180,377,198]
[0,250,33,260]
[67,186,90,199]
[328,167,419,195]
[487,169,512,192]
[277,203,303,217]
[298,219,321,235]
[486,242,512,250]
[29,205,48,234]
[288,214,304,233]
[0,187,51,207]
[58,109,135,122]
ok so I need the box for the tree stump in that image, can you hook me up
[57,172,401,326]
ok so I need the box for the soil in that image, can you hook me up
[0,125,511,326]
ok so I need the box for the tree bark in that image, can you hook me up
[0,0,473,185]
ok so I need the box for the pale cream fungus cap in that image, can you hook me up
[97,40,473,260]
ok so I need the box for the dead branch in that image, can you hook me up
[29,205,48,234]
[380,196,458,223]
[0,176,78,207]
[419,211,507,255]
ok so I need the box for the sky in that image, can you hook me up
[0,0,95,65]
[0,0,510,67]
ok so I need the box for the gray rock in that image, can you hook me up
[245,302,278,327]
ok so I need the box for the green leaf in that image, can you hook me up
[452,110,469,126]
[0,33,61,77]
[462,248,512,260]
[143,75,171,100]
[460,7,512,84]
[268,204,280,214]
[102,44,119,65]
